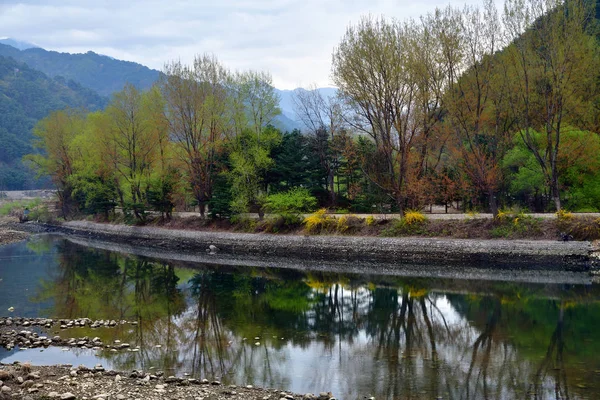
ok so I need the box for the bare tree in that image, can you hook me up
[293,85,344,205]
[160,54,230,217]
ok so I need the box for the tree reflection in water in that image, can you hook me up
[26,238,600,400]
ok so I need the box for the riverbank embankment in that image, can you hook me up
[33,220,600,272]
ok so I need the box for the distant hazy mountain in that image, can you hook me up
[0,55,107,190]
[0,38,40,51]
[274,87,338,133]
[0,43,160,97]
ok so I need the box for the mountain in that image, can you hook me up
[0,38,40,51]
[0,44,160,97]
[273,87,338,133]
[0,55,107,190]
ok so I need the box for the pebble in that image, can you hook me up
[61,393,76,400]
[21,380,34,389]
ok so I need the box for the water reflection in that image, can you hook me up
[0,235,599,399]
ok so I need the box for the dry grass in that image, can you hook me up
[557,216,600,241]
[94,213,595,241]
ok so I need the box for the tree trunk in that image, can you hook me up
[488,189,498,217]
[551,175,561,211]
[396,194,404,216]
[199,202,206,218]
[324,167,335,207]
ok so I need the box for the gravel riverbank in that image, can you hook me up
[0,218,28,246]
[0,363,328,400]
[33,220,599,272]
[0,317,336,400]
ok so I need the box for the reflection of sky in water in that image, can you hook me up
[0,236,598,400]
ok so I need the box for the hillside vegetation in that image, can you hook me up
[0,55,107,189]
[0,44,160,97]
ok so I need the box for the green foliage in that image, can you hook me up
[490,213,542,239]
[263,187,317,216]
[146,168,179,220]
[69,173,118,217]
[257,214,303,233]
[0,55,107,189]
[0,198,41,216]
[503,128,600,211]
[28,204,52,222]
[381,217,428,236]
[267,130,314,192]
[208,173,233,220]
[230,215,258,232]
[229,126,282,214]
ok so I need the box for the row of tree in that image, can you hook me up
[332,0,600,215]
[27,0,600,220]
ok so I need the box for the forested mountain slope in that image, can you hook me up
[0,43,160,97]
[0,55,107,189]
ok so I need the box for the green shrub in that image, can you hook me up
[231,215,257,232]
[0,198,43,217]
[264,188,317,216]
[28,205,53,223]
[258,214,303,233]
[491,213,541,238]
[381,218,428,236]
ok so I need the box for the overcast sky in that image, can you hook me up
[1,0,486,89]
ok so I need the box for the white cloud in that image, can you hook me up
[0,0,492,89]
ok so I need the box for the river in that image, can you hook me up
[0,234,599,399]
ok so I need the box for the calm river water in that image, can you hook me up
[0,235,599,399]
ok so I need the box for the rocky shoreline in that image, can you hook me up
[32,220,600,272]
[0,317,140,352]
[0,363,333,400]
[0,318,336,400]
[0,218,28,246]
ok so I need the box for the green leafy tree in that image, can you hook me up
[503,128,600,211]
[503,0,599,211]
[228,126,282,216]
